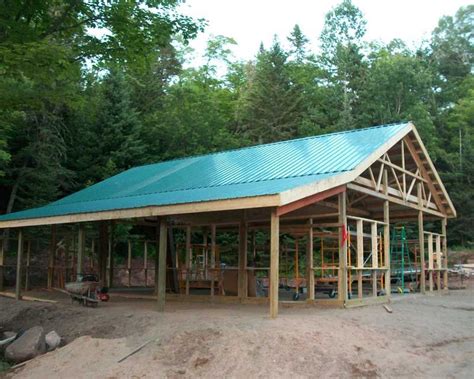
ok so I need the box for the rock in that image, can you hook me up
[0,331,17,353]
[45,331,61,351]
[5,326,46,363]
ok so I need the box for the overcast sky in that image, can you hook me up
[179,0,471,64]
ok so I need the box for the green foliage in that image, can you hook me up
[0,0,471,247]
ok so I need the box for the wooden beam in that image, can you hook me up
[127,240,132,287]
[276,185,346,217]
[238,215,248,299]
[15,230,23,300]
[428,233,434,291]
[306,218,315,301]
[371,222,378,297]
[356,219,363,299]
[98,221,108,284]
[24,241,31,291]
[383,170,391,297]
[442,218,448,290]
[436,234,441,291]
[77,224,85,277]
[418,183,426,294]
[0,238,4,291]
[338,192,348,303]
[47,225,56,289]
[210,224,216,296]
[157,218,167,312]
[185,226,191,295]
[270,210,279,319]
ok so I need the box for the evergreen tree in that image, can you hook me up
[237,39,304,143]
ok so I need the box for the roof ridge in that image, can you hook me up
[127,122,410,171]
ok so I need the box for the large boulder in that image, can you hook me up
[0,331,17,353]
[45,330,61,351]
[5,326,46,363]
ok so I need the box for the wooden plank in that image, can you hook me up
[185,226,191,295]
[442,218,448,290]
[24,241,31,291]
[157,218,167,312]
[371,222,378,297]
[383,170,391,297]
[344,295,389,309]
[0,238,4,291]
[15,230,23,300]
[428,233,434,292]
[127,240,132,287]
[238,215,248,299]
[356,219,363,299]
[418,183,426,294]
[338,192,348,303]
[0,195,281,229]
[270,210,279,318]
[210,224,216,296]
[276,185,346,216]
[306,219,315,301]
[47,225,56,289]
[144,241,148,287]
[77,224,85,277]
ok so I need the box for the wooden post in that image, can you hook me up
[47,225,56,288]
[15,230,24,300]
[442,218,448,290]
[157,218,167,312]
[238,215,248,300]
[306,219,314,301]
[144,241,148,287]
[417,183,426,294]
[127,240,132,287]
[210,224,216,296]
[0,237,4,291]
[24,240,31,291]
[270,210,279,318]
[185,226,191,295]
[338,192,348,303]
[371,222,378,297]
[436,234,441,292]
[428,233,434,292]
[107,222,114,288]
[356,219,363,299]
[383,170,391,297]
[77,224,85,278]
[98,221,109,284]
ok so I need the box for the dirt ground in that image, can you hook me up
[1,286,473,379]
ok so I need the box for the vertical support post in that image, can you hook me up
[338,192,348,303]
[98,221,109,284]
[0,237,4,291]
[15,229,24,300]
[185,226,191,295]
[306,219,314,301]
[442,218,448,291]
[356,219,363,299]
[127,240,132,287]
[47,225,56,289]
[77,224,85,279]
[436,234,441,292]
[90,239,95,270]
[238,214,248,300]
[144,241,148,287]
[210,224,216,296]
[270,210,279,318]
[417,183,426,294]
[24,240,31,291]
[157,218,167,312]
[383,169,391,297]
[107,222,114,288]
[428,233,434,292]
[371,222,378,297]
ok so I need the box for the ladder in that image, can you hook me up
[390,226,415,292]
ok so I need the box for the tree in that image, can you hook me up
[319,0,367,130]
[288,24,309,63]
[237,39,305,143]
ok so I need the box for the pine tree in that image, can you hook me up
[237,39,304,143]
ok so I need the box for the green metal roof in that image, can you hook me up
[0,122,411,222]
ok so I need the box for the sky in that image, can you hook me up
[178,0,471,64]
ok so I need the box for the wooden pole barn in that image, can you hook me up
[0,123,456,317]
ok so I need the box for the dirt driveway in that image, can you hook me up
[1,289,473,378]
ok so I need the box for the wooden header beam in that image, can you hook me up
[276,185,346,217]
